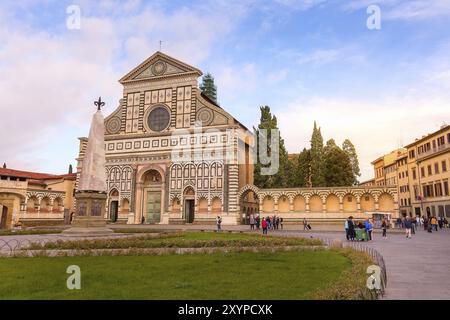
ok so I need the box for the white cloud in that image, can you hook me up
[277,92,449,181]
[0,1,250,172]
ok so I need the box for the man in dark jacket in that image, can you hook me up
[404,216,413,239]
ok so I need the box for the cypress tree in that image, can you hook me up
[342,139,361,185]
[310,121,325,187]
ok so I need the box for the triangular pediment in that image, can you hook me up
[119,51,203,84]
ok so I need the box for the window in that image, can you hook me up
[435,183,443,197]
[147,106,170,132]
[437,136,445,146]
[435,163,440,174]
[409,150,415,159]
[442,161,447,172]
[444,181,449,196]
[412,168,417,180]
[428,165,432,176]
[421,167,425,178]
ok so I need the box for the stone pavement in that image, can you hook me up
[271,228,450,300]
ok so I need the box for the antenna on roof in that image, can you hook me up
[159,40,163,52]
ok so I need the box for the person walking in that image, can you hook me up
[348,216,356,241]
[345,219,349,240]
[364,218,373,241]
[249,214,255,230]
[431,216,438,232]
[303,218,309,231]
[404,216,412,239]
[416,216,421,230]
[216,216,222,232]
[381,218,387,239]
[256,214,260,229]
[262,217,268,235]
[276,217,280,230]
[280,217,284,230]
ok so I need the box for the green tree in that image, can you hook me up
[253,106,289,188]
[199,72,218,104]
[297,148,312,187]
[342,139,361,185]
[323,140,354,187]
[310,121,325,187]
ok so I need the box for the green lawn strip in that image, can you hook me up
[26,232,323,250]
[0,250,351,299]
[0,229,62,236]
[313,248,377,300]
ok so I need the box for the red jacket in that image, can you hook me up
[262,220,267,228]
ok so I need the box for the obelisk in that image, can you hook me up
[62,97,113,236]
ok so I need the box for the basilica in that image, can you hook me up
[76,51,255,225]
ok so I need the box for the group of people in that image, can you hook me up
[249,214,283,234]
[345,216,375,241]
[345,214,449,241]
[396,216,449,233]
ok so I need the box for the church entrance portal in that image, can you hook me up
[146,191,161,223]
[185,199,195,223]
[110,201,118,222]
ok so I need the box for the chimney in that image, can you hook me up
[2,163,6,169]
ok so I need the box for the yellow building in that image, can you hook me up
[0,167,76,229]
[371,149,406,187]
[406,125,450,218]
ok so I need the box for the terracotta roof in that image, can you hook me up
[0,168,76,180]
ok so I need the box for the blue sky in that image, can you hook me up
[0,0,449,181]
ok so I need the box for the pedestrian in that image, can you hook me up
[256,214,260,229]
[364,218,373,241]
[423,217,428,231]
[396,217,402,229]
[303,218,309,231]
[438,217,444,230]
[444,217,449,228]
[431,216,438,231]
[345,218,349,240]
[216,215,222,232]
[276,217,280,230]
[249,214,255,230]
[266,216,271,230]
[262,217,267,235]
[381,218,387,239]
[280,217,284,230]
[416,216,421,229]
[404,216,412,239]
[348,216,355,241]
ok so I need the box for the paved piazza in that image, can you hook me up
[1,225,449,300]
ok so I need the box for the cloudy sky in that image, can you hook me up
[0,0,449,181]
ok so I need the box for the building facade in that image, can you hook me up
[406,125,450,218]
[76,52,254,225]
[370,125,450,218]
[0,167,76,229]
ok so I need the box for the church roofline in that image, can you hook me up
[119,51,203,84]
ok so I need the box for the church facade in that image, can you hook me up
[76,52,254,225]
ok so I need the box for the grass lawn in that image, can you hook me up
[27,231,323,250]
[0,250,351,299]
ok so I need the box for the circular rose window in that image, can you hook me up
[147,106,170,132]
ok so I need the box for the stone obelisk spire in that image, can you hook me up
[78,107,107,192]
[62,97,113,236]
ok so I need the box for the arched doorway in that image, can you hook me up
[239,189,259,224]
[143,170,163,224]
[184,186,195,223]
[109,189,119,222]
[0,205,8,229]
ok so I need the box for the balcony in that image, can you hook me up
[417,142,450,160]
